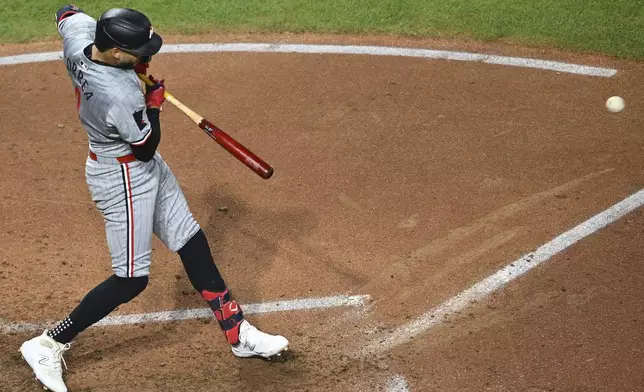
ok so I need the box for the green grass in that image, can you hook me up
[1,0,643,59]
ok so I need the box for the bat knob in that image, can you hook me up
[262,168,274,180]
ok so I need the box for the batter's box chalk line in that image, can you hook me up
[1,294,369,334]
[362,188,644,356]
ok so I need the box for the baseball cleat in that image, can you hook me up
[231,320,289,360]
[20,330,70,392]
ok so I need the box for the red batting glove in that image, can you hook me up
[145,75,165,109]
[134,61,149,75]
[134,56,151,75]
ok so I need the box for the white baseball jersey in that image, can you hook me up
[59,13,153,158]
[59,12,200,277]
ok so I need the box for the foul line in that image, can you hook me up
[0,43,616,77]
[2,294,368,334]
[363,188,644,355]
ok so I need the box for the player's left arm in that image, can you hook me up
[106,79,165,162]
[129,76,165,161]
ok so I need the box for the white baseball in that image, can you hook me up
[606,96,625,113]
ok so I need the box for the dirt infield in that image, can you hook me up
[1,35,643,391]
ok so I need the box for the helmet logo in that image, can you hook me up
[149,26,153,39]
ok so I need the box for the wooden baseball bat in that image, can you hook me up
[137,73,274,180]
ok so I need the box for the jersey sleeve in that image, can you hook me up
[57,11,96,47]
[106,91,154,146]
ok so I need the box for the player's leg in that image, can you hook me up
[50,161,158,337]
[20,275,149,391]
[152,157,289,358]
[20,161,158,391]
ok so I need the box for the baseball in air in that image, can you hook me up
[606,96,625,113]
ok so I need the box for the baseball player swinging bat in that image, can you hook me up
[20,7,290,392]
[137,74,274,179]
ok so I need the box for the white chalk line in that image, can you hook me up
[363,188,644,355]
[2,294,369,334]
[0,41,617,392]
[0,43,616,77]
[385,375,411,392]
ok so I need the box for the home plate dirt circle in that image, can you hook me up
[1,38,643,391]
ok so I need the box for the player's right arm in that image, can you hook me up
[55,4,96,42]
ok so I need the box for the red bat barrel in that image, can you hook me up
[198,119,274,179]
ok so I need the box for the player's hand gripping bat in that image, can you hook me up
[137,74,274,179]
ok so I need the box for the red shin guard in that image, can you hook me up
[201,289,244,345]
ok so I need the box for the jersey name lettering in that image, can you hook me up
[66,57,94,100]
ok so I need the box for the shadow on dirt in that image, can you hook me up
[172,183,319,314]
